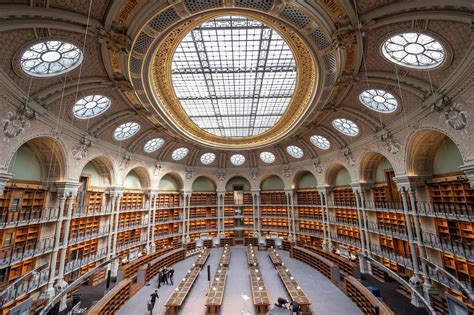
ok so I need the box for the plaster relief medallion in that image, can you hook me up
[153,160,162,176]
[281,164,291,179]
[250,168,259,181]
[185,166,193,180]
[2,108,35,142]
[443,102,468,134]
[72,144,89,160]
[312,158,323,174]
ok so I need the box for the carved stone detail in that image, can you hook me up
[341,146,355,166]
[312,157,323,174]
[2,107,35,142]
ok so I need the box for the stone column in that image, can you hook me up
[106,194,117,259]
[54,181,80,292]
[318,190,328,247]
[399,187,423,307]
[252,190,261,235]
[284,189,293,239]
[110,189,123,277]
[407,187,432,302]
[150,192,157,253]
[0,172,13,195]
[318,186,332,250]
[217,190,226,237]
[145,190,158,254]
[46,193,67,299]
[183,190,192,241]
[353,189,369,273]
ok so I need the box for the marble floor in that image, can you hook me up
[118,246,361,315]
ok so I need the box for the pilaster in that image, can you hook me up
[460,162,474,188]
[0,172,13,195]
[251,189,261,236]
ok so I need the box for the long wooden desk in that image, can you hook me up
[267,248,283,267]
[246,244,259,266]
[164,266,200,315]
[249,266,270,314]
[205,267,228,314]
[276,265,312,314]
[194,248,211,268]
[218,247,231,267]
[118,246,172,280]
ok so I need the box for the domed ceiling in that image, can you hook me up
[1,0,472,168]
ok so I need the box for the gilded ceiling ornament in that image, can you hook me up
[341,146,355,166]
[71,137,92,161]
[331,26,357,49]
[2,107,35,142]
[96,28,131,53]
[312,158,323,174]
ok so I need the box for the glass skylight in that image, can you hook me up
[171,15,296,138]
[286,145,303,159]
[382,32,445,69]
[21,40,83,77]
[172,147,189,160]
[144,138,165,153]
[73,95,111,119]
[310,135,330,150]
[230,154,246,166]
[332,118,359,137]
[114,122,140,140]
[200,152,216,165]
[260,151,276,164]
[359,89,398,113]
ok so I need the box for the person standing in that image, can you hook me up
[157,269,163,288]
[289,300,301,315]
[169,267,174,285]
[163,267,169,285]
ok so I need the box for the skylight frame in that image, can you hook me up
[73,95,111,119]
[200,152,216,165]
[260,151,276,164]
[286,145,304,159]
[332,118,359,137]
[359,89,398,113]
[20,40,83,77]
[172,147,189,160]
[114,122,140,141]
[381,32,446,70]
[144,138,165,153]
[310,135,330,150]
[171,15,297,139]
[230,154,246,166]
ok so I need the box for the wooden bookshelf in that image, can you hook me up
[120,192,144,211]
[83,190,104,213]
[332,188,356,207]
[68,217,101,241]
[376,212,406,233]
[428,179,474,215]
[436,219,473,243]
[0,184,46,224]
[143,248,186,282]
[336,226,360,240]
[261,192,286,205]
[441,253,474,287]
[296,190,321,205]
[299,220,324,233]
[335,208,358,224]
[300,244,359,278]
[344,275,394,315]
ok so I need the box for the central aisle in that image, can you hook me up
[118,246,361,315]
[220,247,253,314]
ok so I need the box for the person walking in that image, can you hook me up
[157,269,163,288]
[169,267,174,285]
[150,290,159,309]
[163,267,169,285]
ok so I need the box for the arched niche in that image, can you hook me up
[359,152,394,184]
[159,173,183,191]
[192,176,216,192]
[407,130,463,176]
[293,171,317,189]
[80,157,114,188]
[8,136,65,182]
[225,176,251,191]
[124,167,150,189]
[260,175,285,191]
[326,164,351,187]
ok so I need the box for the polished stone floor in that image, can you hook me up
[118,246,361,315]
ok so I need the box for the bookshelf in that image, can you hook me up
[335,208,358,224]
[296,190,321,205]
[436,219,473,243]
[345,275,394,315]
[332,188,356,207]
[0,184,46,225]
[120,192,144,211]
[441,253,474,287]
[379,236,410,258]
[83,190,104,213]
[428,179,474,215]
[376,212,406,234]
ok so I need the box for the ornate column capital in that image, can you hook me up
[146,189,159,198]
[459,163,474,188]
[54,181,81,196]
[316,185,330,195]
[0,172,13,195]
[251,189,260,196]
[351,181,372,193]
[107,186,123,198]
[393,175,430,192]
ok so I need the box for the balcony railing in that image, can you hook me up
[68,226,110,246]
[422,231,473,259]
[64,248,108,274]
[0,237,55,267]
[0,268,49,307]
[0,207,59,227]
